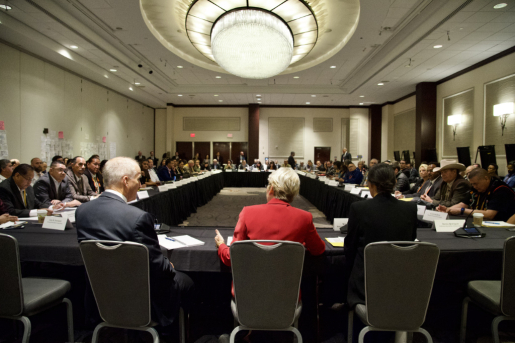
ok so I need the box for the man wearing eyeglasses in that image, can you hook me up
[34,161,81,208]
[0,164,54,217]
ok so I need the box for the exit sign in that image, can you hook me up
[190,133,195,137]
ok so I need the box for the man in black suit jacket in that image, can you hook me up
[34,161,80,207]
[341,148,352,162]
[343,163,417,308]
[0,164,52,217]
[76,157,193,331]
[288,152,296,169]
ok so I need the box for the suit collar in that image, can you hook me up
[267,198,291,206]
[9,178,25,207]
[102,190,127,204]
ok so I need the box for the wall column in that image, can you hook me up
[248,104,260,162]
[415,82,437,166]
[369,105,382,161]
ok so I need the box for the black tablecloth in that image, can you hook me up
[222,171,269,187]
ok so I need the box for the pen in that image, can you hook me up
[165,237,176,242]
[484,222,499,225]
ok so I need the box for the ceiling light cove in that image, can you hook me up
[494,3,507,9]
[140,0,360,76]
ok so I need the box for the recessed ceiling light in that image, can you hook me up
[104,75,108,78]
[377,82,384,86]
[433,45,443,49]
[306,102,310,104]
[494,3,507,9]
[330,66,336,68]
[293,76,300,79]
[257,98,261,101]
[311,95,316,97]
[110,69,117,72]
[70,45,78,49]
[359,95,365,98]
[359,103,364,105]
[256,94,261,96]
[215,76,222,78]
[135,82,140,85]
[219,100,223,102]
[0,4,12,9]
[214,95,219,96]
[178,94,183,96]
[129,87,133,91]
[177,66,183,68]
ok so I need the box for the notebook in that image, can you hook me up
[158,235,205,250]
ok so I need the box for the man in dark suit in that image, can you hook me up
[84,156,104,194]
[288,151,296,169]
[0,164,53,217]
[211,159,222,171]
[76,157,193,333]
[149,151,158,166]
[392,161,410,192]
[341,148,352,163]
[158,158,175,182]
[135,151,146,162]
[343,163,417,309]
[34,161,81,207]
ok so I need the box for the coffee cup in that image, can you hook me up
[473,213,484,227]
[37,209,47,224]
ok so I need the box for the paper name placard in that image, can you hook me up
[329,180,339,186]
[59,211,75,223]
[361,191,371,198]
[417,205,426,216]
[137,191,149,200]
[238,169,246,172]
[350,188,361,195]
[158,185,168,192]
[42,216,73,231]
[422,210,448,222]
[434,220,465,232]
[333,218,349,232]
[226,169,232,172]
[344,184,356,191]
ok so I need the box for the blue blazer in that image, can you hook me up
[158,167,175,182]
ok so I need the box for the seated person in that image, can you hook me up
[268,161,277,170]
[360,158,378,186]
[281,159,291,168]
[238,160,249,171]
[406,162,420,183]
[305,160,315,172]
[158,159,175,182]
[201,161,211,171]
[395,163,431,199]
[10,159,20,169]
[182,160,197,178]
[0,164,54,217]
[421,161,470,208]
[214,167,325,266]
[147,158,161,184]
[253,161,263,171]
[193,160,202,173]
[487,163,499,177]
[0,159,13,182]
[76,157,194,334]
[211,159,222,171]
[176,161,185,178]
[34,161,81,208]
[225,160,235,170]
[325,161,336,176]
[316,160,325,172]
[504,160,515,187]
[438,168,515,222]
[140,160,159,187]
[331,162,348,183]
[84,156,104,193]
[343,163,417,311]
[298,162,306,170]
[65,157,99,203]
[343,162,363,185]
[392,162,410,193]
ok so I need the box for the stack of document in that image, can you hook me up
[325,237,345,247]
[158,235,205,250]
[482,221,515,228]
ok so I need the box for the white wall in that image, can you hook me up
[0,42,155,163]
[381,95,415,161]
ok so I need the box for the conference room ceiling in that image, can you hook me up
[0,0,514,108]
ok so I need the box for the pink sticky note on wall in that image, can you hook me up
[0,121,5,130]
[58,131,64,139]
[102,136,106,143]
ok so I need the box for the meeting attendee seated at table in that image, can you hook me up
[10,159,20,169]
[76,157,194,336]
[215,152,224,165]
[158,159,175,182]
[214,166,326,266]
[140,160,159,187]
[225,160,235,171]
[183,160,198,178]
[329,162,346,183]
[201,161,211,171]
[325,161,336,176]
[487,163,499,178]
[0,159,13,182]
[84,156,104,194]
[135,151,146,162]
[395,163,430,199]
[504,160,515,187]
[238,160,249,171]
[203,154,210,165]
[30,157,44,186]
[360,158,378,186]
[253,161,264,171]
[343,163,417,320]
[147,158,161,184]
[34,161,81,208]
[421,160,470,208]
[392,162,410,193]
[211,159,222,171]
[149,151,158,166]
[305,160,315,172]
[342,162,363,185]
[157,158,167,173]
[406,162,420,183]
[438,168,515,222]
[194,160,202,173]
[176,161,185,178]
[0,164,54,217]
[65,156,98,203]
[251,159,259,169]
[281,159,291,168]
[464,164,479,180]
[298,162,306,170]
[268,161,277,170]
[316,160,325,172]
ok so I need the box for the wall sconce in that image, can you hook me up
[493,102,513,136]
[447,114,462,141]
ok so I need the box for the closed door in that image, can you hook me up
[194,142,211,162]
[231,142,248,164]
[213,142,230,164]
[314,147,331,164]
[176,142,193,161]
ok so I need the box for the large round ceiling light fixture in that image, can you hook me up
[211,9,293,79]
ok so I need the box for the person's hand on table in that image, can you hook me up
[394,191,404,199]
[51,200,62,206]
[0,213,18,224]
[53,202,66,211]
[214,229,225,248]
[446,207,462,216]
[45,209,53,216]
[436,205,447,213]
[420,195,433,203]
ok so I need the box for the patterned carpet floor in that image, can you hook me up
[180,188,332,228]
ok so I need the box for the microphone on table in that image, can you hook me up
[461,209,474,230]
[364,194,368,199]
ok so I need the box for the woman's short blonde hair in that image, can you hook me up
[419,164,428,173]
[267,167,300,203]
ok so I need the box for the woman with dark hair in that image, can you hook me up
[203,154,210,165]
[255,161,263,171]
[343,163,417,340]
[330,161,348,182]
[268,161,277,170]
[175,160,185,178]
[504,161,515,187]
[194,152,200,162]
[158,158,167,173]
[201,161,211,171]
[487,163,499,176]
[99,159,108,174]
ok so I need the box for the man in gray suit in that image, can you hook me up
[34,160,81,207]
[341,148,352,163]
[65,156,98,203]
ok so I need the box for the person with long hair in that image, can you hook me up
[268,161,277,170]
[487,163,499,177]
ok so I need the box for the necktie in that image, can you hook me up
[23,190,27,207]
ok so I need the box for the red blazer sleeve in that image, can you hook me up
[304,215,326,256]
[218,207,249,266]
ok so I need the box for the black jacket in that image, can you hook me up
[83,169,104,193]
[34,173,74,204]
[395,172,410,192]
[343,193,417,307]
[0,178,49,217]
[76,192,179,326]
[288,156,296,169]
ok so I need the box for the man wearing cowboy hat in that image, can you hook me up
[420,159,471,208]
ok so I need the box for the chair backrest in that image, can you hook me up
[364,241,440,331]
[0,234,24,317]
[501,236,515,316]
[80,240,151,327]
[230,240,305,329]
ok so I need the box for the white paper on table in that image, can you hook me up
[417,205,426,216]
[344,184,356,191]
[422,210,448,222]
[137,191,149,200]
[333,218,348,231]
[227,237,233,246]
[350,188,361,195]
[361,191,371,198]
[18,217,39,221]
[434,220,465,232]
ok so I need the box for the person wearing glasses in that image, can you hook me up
[34,160,81,208]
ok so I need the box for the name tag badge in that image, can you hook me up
[422,210,448,222]
[137,191,149,200]
[42,216,73,231]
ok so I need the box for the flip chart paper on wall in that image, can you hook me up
[58,131,64,139]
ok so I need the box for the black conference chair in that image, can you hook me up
[348,242,440,343]
[229,240,305,343]
[0,233,74,343]
[79,240,185,343]
[460,236,515,343]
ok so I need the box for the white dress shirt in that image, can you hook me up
[105,189,128,203]
[149,168,160,183]
[31,172,41,187]
[0,174,6,182]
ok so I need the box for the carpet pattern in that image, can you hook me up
[180,188,332,228]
